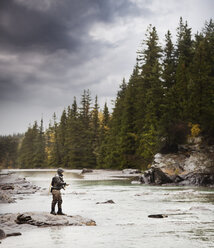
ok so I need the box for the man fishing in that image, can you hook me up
[50,168,68,215]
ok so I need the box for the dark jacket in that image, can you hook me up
[51,175,66,191]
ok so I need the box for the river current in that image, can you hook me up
[0,169,214,248]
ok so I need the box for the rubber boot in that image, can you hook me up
[50,207,56,215]
[57,208,65,215]
[50,203,56,215]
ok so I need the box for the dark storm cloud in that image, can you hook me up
[0,0,147,108]
[0,0,144,52]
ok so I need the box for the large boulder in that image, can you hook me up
[140,167,173,185]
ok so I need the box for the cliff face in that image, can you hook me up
[139,138,214,186]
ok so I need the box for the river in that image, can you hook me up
[1,169,214,248]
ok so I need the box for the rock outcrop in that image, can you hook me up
[136,141,214,186]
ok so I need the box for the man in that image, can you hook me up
[50,168,68,215]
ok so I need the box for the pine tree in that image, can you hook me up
[58,109,69,167]
[97,102,110,168]
[34,119,46,168]
[48,113,61,167]
[175,19,193,121]
[104,79,127,168]
[78,90,96,167]
[66,98,82,168]
[160,30,179,149]
[136,25,163,166]
[119,65,139,167]
[91,96,100,165]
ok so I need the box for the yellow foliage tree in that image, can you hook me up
[190,124,200,137]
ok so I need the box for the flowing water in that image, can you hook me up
[1,169,214,248]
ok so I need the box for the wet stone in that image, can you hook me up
[148,214,168,218]
[96,200,115,204]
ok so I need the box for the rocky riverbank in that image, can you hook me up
[135,141,214,186]
[0,212,96,241]
[0,171,40,203]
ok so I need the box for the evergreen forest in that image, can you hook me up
[1,18,214,170]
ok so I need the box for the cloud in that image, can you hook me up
[0,0,144,52]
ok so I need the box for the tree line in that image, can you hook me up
[1,18,214,169]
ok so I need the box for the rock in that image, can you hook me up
[0,229,6,239]
[0,190,15,203]
[183,152,213,173]
[16,214,33,224]
[0,185,14,190]
[169,175,184,183]
[149,143,214,186]
[0,212,96,238]
[81,168,93,174]
[180,172,214,186]
[122,169,141,174]
[139,167,173,185]
[13,212,96,227]
[96,200,115,204]
[148,214,168,218]
[6,232,22,237]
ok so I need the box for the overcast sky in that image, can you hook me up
[0,0,213,135]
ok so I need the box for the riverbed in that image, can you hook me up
[1,169,214,248]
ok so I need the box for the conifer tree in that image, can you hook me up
[66,98,82,168]
[136,25,163,166]
[34,119,46,168]
[48,113,61,167]
[175,19,193,121]
[160,30,179,149]
[119,65,139,167]
[58,110,69,167]
[91,96,100,164]
[97,102,110,168]
[79,90,96,167]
